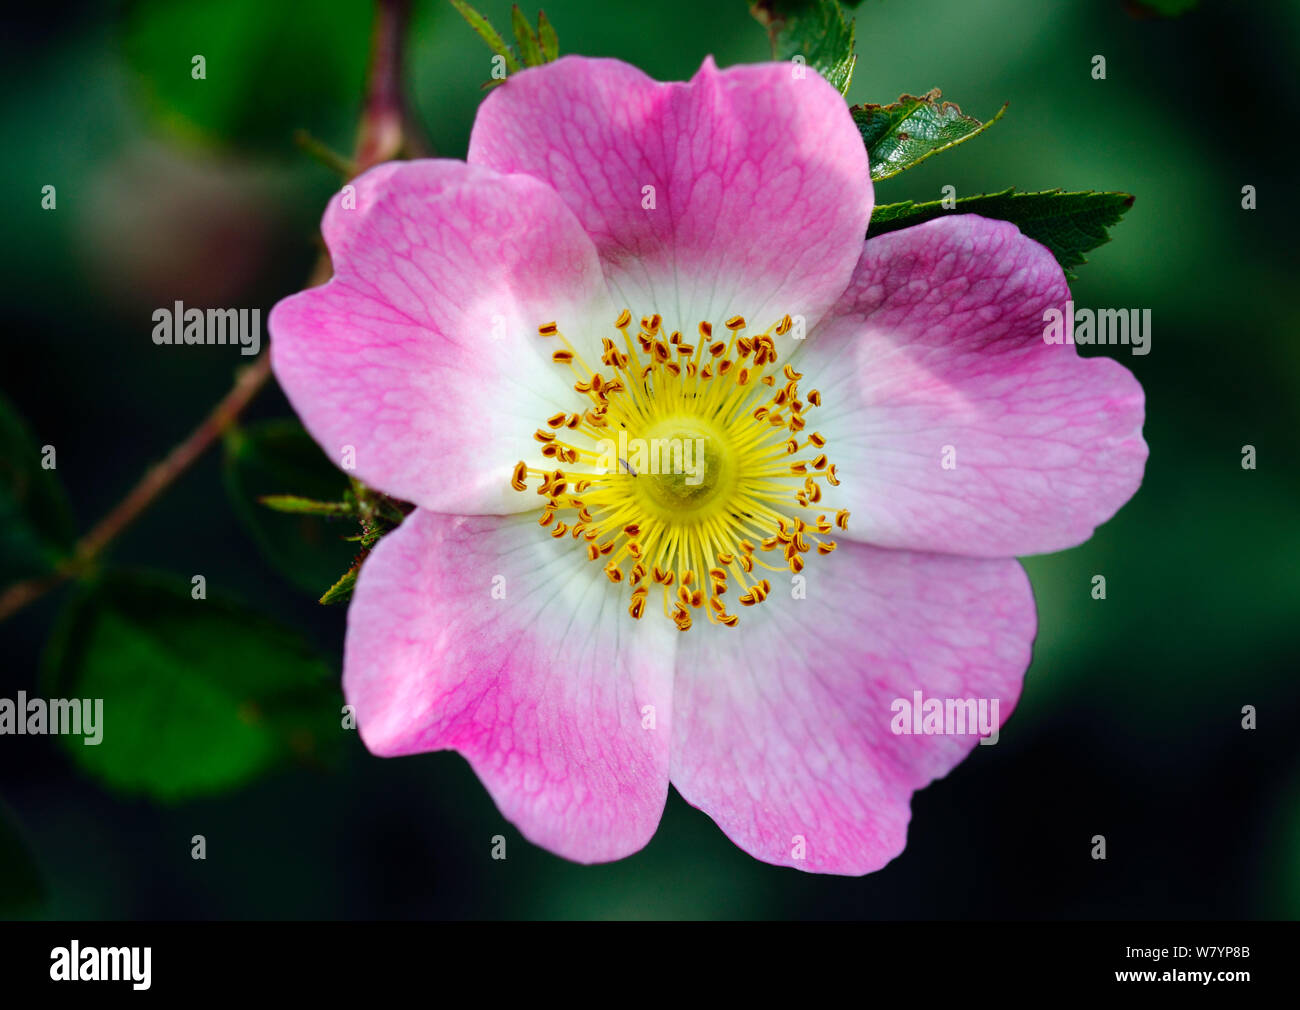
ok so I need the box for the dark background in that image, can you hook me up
[2,0,1297,919]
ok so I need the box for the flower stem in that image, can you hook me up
[0,0,419,624]
[0,355,273,622]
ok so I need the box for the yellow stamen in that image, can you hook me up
[509,309,846,631]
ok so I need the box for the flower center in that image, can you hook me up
[631,413,733,514]
[511,310,848,631]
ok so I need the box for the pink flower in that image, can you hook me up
[269,56,1146,874]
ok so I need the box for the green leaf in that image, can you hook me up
[319,565,359,606]
[259,495,353,517]
[124,0,371,152]
[511,5,545,67]
[751,0,857,95]
[0,393,75,585]
[43,571,343,802]
[0,800,46,916]
[223,420,356,597]
[852,90,1007,182]
[450,0,522,73]
[870,188,1136,280]
[537,10,560,62]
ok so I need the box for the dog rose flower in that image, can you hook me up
[269,56,1146,874]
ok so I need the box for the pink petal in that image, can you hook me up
[797,215,1148,556]
[468,56,871,335]
[344,508,677,863]
[670,542,1036,875]
[269,159,613,515]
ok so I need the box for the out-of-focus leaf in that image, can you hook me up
[852,90,1006,182]
[223,420,355,596]
[751,0,856,95]
[0,393,75,584]
[43,571,343,802]
[1126,0,1198,18]
[123,0,371,152]
[0,800,46,916]
[870,188,1135,279]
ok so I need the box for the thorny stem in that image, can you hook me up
[0,0,419,624]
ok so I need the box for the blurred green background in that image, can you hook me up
[2,0,1298,919]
